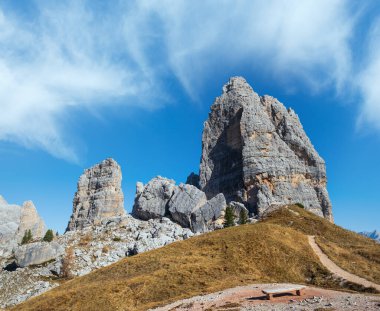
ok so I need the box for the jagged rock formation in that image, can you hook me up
[168,184,207,228]
[17,201,46,241]
[132,177,176,220]
[133,178,227,232]
[199,77,333,221]
[0,196,46,258]
[66,158,125,231]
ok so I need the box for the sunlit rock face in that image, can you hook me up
[66,158,125,231]
[0,197,46,258]
[199,77,333,221]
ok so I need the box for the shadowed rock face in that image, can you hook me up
[199,77,333,221]
[66,158,125,231]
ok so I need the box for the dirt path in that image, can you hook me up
[308,235,380,291]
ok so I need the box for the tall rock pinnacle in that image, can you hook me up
[0,197,46,257]
[66,158,125,231]
[199,77,333,221]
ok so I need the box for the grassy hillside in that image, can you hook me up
[264,206,380,284]
[12,206,380,311]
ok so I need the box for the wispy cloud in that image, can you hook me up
[357,18,380,131]
[0,0,377,161]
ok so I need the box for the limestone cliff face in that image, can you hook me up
[0,196,46,258]
[66,158,125,231]
[199,77,333,221]
[17,201,46,240]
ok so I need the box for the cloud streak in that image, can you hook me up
[0,0,377,161]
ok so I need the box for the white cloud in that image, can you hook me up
[357,18,380,131]
[0,0,376,161]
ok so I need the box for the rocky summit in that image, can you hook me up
[66,158,125,231]
[199,77,333,221]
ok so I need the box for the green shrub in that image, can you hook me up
[113,237,122,242]
[43,229,54,242]
[295,203,304,209]
[21,229,33,245]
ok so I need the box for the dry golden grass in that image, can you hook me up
[264,206,380,284]
[12,206,380,311]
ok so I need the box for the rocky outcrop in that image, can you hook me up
[0,197,46,258]
[1,214,193,308]
[17,201,46,241]
[133,177,227,232]
[132,177,176,220]
[199,77,333,221]
[66,158,125,231]
[168,184,207,228]
[191,193,226,232]
[14,242,64,268]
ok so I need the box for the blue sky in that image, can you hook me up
[0,0,379,233]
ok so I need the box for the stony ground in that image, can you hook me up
[0,215,193,308]
[151,283,380,311]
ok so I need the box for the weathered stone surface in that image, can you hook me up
[191,193,226,233]
[0,197,46,258]
[132,177,176,220]
[199,77,333,221]
[66,158,125,231]
[229,201,249,219]
[14,242,64,267]
[17,201,46,241]
[168,183,207,228]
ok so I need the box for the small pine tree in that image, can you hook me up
[21,230,28,245]
[21,229,33,245]
[43,229,54,242]
[239,209,248,225]
[224,205,235,228]
[27,229,33,242]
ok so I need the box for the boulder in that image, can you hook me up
[168,183,207,228]
[66,158,125,231]
[199,77,333,221]
[132,177,176,220]
[191,193,226,232]
[14,242,64,267]
[229,201,249,219]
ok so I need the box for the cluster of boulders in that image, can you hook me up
[0,77,334,308]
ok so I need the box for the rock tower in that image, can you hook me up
[199,77,333,221]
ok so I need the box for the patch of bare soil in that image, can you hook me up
[151,283,380,311]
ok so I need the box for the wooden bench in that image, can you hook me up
[262,285,306,300]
